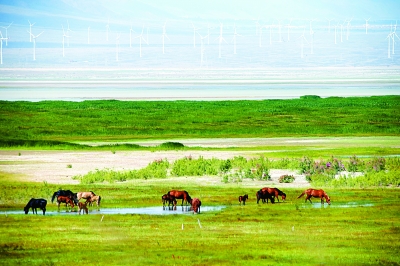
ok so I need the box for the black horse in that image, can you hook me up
[24,198,47,215]
[51,190,78,204]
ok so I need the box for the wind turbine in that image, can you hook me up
[391,30,400,55]
[231,24,242,55]
[66,21,72,47]
[0,22,12,46]
[88,26,90,44]
[334,23,338,44]
[28,20,35,42]
[346,18,353,40]
[135,25,148,57]
[162,21,170,54]
[215,22,227,58]
[386,32,392,58]
[310,27,314,54]
[365,18,370,34]
[116,33,120,61]
[309,19,315,35]
[198,32,208,65]
[191,22,199,48]
[28,30,44,61]
[299,28,308,58]
[286,19,292,41]
[327,19,333,33]
[106,18,110,41]
[259,25,264,47]
[254,17,261,36]
[0,31,8,64]
[278,20,283,42]
[129,24,134,48]
[62,25,70,57]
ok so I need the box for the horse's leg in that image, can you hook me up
[306,195,312,204]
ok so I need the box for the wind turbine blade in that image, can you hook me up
[37,31,44,38]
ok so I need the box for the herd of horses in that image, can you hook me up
[24,187,330,216]
[24,190,102,215]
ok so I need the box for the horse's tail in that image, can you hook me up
[297,191,306,199]
[51,192,58,203]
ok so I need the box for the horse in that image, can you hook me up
[24,198,47,215]
[78,202,88,215]
[297,188,331,205]
[85,195,101,208]
[261,187,286,202]
[77,191,96,201]
[162,194,177,207]
[256,189,275,204]
[52,190,78,205]
[238,194,248,205]
[167,190,192,206]
[57,195,75,211]
[191,198,201,213]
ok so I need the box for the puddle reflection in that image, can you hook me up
[1,206,226,216]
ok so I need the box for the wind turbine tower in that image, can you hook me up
[391,30,399,55]
[116,33,120,61]
[129,24,134,48]
[386,32,392,58]
[28,20,35,42]
[62,25,70,57]
[216,23,227,58]
[287,19,292,41]
[106,18,110,41]
[0,22,12,46]
[346,18,352,40]
[192,23,199,48]
[162,21,170,54]
[0,31,8,64]
[232,24,242,55]
[28,31,44,61]
[278,20,283,42]
[299,28,308,58]
[198,32,208,65]
[365,18,370,34]
[135,25,148,57]
[66,21,72,47]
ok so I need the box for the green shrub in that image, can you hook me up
[279,174,295,183]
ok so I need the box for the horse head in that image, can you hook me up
[325,194,331,205]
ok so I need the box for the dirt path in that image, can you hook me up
[0,150,309,187]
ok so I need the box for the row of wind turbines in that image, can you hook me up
[0,18,399,65]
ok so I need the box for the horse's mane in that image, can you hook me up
[90,191,96,196]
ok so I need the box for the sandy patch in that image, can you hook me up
[0,150,310,188]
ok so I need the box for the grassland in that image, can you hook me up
[0,96,399,265]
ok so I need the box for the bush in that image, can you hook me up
[279,175,295,183]
[158,142,185,149]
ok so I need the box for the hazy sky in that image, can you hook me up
[1,0,399,24]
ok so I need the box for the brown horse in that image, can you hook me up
[256,189,275,204]
[297,188,331,205]
[191,198,201,213]
[78,202,88,215]
[261,187,286,202]
[162,194,177,207]
[77,191,96,201]
[167,190,192,206]
[57,195,75,211]
[238,194,248,205]
[85,195,101,208]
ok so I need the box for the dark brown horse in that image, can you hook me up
[57,195,75,211]
[297,188,331,205]
[191,198,201,213]
[261,187,286,202]
[24,198,47,215]
[238,194,248,205]
[167,190,192,206]
[52,190,78,205]
[256,189,275,204]
[162,194,177,207]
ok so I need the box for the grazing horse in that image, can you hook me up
[78,202,88,215]
[261,187,286,202]
[167,190,192,206]
[24,198,47,215]
[85,195,101,208]
[297,188,331,205]
[191,198,202,213]
[162,194,177,207]
[77,191,96,201]
[256,189,275,204]
[238,194,248,205]
[57,195,75,211]
[52,190,78,205]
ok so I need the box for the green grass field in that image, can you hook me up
[0,97,399,265]
[0,181,399,265]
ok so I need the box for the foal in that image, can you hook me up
[78,202,88,215]
[238,194,248,205]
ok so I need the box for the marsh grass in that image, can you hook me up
[0,183,399,265]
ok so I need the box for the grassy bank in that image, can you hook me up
[0,181,399,265]
[0,96,399,142]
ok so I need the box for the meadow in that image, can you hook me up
[0,96,399,265]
